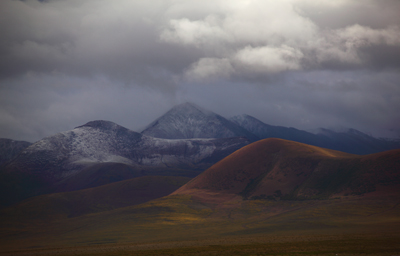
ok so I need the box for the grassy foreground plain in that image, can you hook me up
[1,194,399,255]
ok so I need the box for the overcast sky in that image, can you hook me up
[1,0,400,142]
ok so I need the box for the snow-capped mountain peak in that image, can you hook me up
[230,114,272,135]
[141,102,259,141]
[169,102,214,116]
[76,120,122,130]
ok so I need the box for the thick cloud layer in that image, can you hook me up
[0,0,399,141]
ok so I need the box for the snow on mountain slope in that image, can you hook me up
[5,120,249,182]
[136,135,249,169]
[10,121,142,179]
[141,102,259,141]
[230,114,273,137]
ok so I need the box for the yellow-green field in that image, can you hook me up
[1,194,399,255]
[1,233,399,255]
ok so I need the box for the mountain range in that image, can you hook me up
[0,120,248,206]
[142,102,399,154]
[1,102,399,207]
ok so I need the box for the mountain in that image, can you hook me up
[141,102,259,141]
[173,138,400,204]
[142,103,399,154]
[0,138,32,166]
[230,114,323,145]
[316,128,400,154]
[230,114,400,154]
[0,120,249,206]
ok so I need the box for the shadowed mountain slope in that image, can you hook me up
[230,114,322,145]
[53,162,200,193]
[0,138,32,166]
[230,114,400,154]
[315,127,400,154]
[173,138,400,204]
[141,102,259,141]
[0,176,190,221]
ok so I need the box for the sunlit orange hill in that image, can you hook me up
[173,138,400,205]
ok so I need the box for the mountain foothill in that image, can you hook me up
[0,102,399,253]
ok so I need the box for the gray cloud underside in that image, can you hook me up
[0,0,399,141]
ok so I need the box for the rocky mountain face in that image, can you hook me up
[0,138,32,166]
[141,102,259,141]
[0,120,249,206]
[230,114,400,155]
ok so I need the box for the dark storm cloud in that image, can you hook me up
[0,0,399,141]
[1,0,399,82]
[0,0,201,87]
[295,0,400,30]
[0,74,174,141]
[178,70,400,138]
[162,6,400,78]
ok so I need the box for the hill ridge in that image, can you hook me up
[173,138,400,203]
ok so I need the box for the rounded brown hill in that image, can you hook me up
[173,138,400,202]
